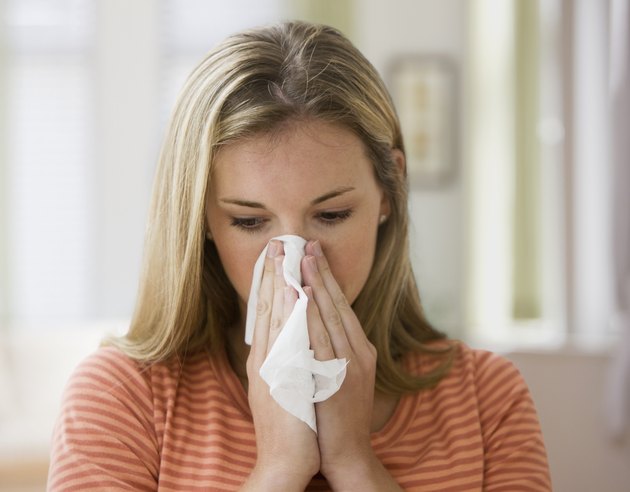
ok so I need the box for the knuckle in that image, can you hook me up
[333,292,350,309]
[274,279,285,292]
[307,319,332,349]
[263,256,274,274]
[269,316,283,333]
[318,259,331,273]
[324,310,343,329]
[318,333,331,348]
[256,299,271,316]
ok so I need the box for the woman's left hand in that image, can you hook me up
[301,241,401,491]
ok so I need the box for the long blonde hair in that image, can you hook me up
[107,21,454,394]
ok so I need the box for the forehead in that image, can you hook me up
[211,120,376,196]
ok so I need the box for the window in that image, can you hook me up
[2,0,94,325]
[464,0,617,349]
[0,1,290,331]
[1,1,617,349]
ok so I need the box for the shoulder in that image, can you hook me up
[457,343,533,415]
[421,340,527,390]
[405,339,521,383]
[63,346,214,409]
[456,344,551,482]
[58,346,157,428]
[464,346,552,488]
[71,345,147,379]
[403,341,551,487]
[66,346,152,396]
[439,342,534,418]
[407,341,539,431]
[466,343,522,379]
[49,347,163,489]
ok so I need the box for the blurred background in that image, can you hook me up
[0,0,628,490]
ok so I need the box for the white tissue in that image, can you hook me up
[245,235,347,432]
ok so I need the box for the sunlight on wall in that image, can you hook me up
[465,0,516,339]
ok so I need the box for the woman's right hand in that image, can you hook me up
[241,240,320,491]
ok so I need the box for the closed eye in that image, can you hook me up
[230,210,353,233]
[317,209,353,225]
[230,217,266,232]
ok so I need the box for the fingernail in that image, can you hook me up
[312,240,323,257]
[267,240,278,257]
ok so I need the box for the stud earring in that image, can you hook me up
[379,214,388,225]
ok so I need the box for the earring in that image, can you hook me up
[379,214,388,225]
[205,231,213,241]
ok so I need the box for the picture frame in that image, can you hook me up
[387,55,457,188]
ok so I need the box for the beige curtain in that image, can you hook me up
[0,0,8,320]
[513,0,541,319]
[606,0,630,441]
[0,0,13,418]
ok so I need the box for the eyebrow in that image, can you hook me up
[220,186,356,209]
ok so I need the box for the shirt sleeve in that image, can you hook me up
[473,350,552,491]
[47,347,159,491]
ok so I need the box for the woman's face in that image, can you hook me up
[206,119,389,319]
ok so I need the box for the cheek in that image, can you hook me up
[213,236,266,303]
[324,236,376,304]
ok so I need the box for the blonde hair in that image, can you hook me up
[107,21,454,394]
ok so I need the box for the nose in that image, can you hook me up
[276,218,310,242]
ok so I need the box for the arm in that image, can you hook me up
[47,348,159,491]
[474,351,552,491]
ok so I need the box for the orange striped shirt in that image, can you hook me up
[48,342,551,491]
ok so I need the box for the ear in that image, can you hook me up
[379,148,406,218]
[392,148,406,177]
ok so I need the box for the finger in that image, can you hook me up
[302,255,352,358]
[304,286,336,361]
[251,241,279,366]
[267,254,287,351]
[305,241,353,313]
[283,286,297,320]
[305,241,368,354]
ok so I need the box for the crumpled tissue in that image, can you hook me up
[245,235,347,432]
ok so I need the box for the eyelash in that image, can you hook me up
[230,210,354,233]
[318,209,353,225]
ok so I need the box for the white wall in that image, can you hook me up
[91,0,159,317]
[354,0,467,338]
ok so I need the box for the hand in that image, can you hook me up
[302,241,401,490]
[242,241,319,491]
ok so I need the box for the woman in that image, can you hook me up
[48,21,551,491]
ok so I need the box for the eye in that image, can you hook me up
[230,217,266,232]
[316,209,353,225]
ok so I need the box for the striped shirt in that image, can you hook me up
[48,342,551,491]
